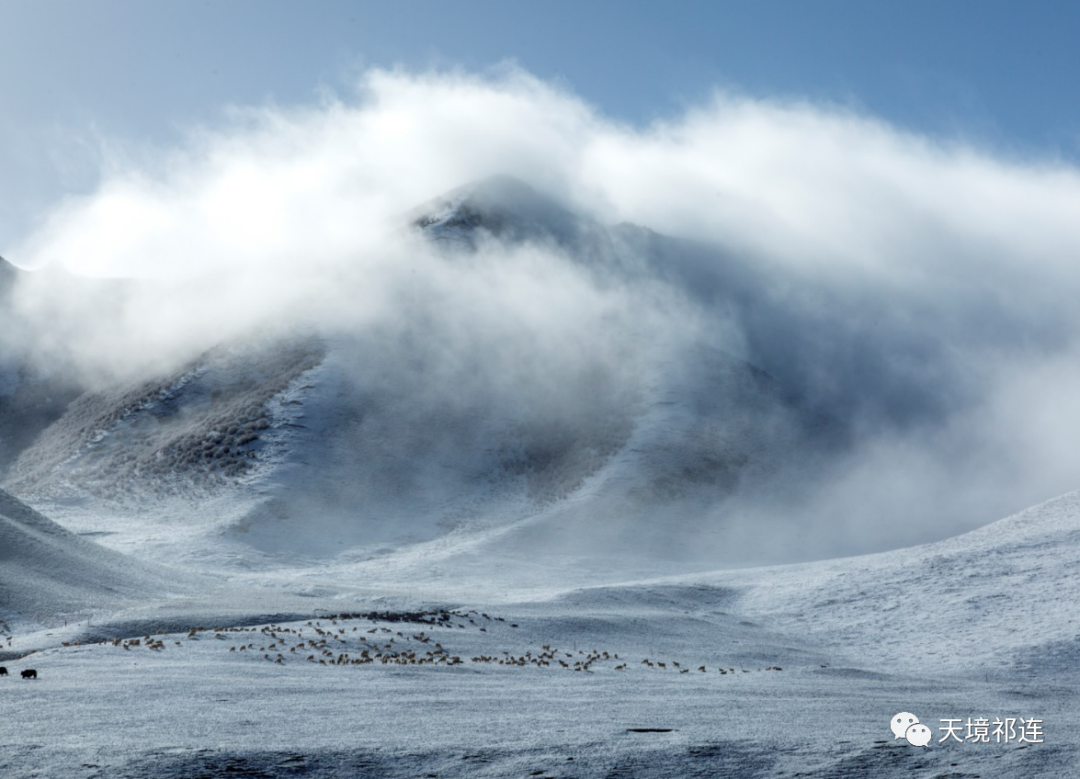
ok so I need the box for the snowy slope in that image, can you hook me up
[2,331,827,569]
[696,487,1080,677]
[0,488,199,631]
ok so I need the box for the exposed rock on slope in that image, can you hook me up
[5,336,324,504]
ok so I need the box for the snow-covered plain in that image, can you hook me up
[2,181,1078,777]
[1,489,1076,777]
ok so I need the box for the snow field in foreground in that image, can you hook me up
[1,609,1072,778]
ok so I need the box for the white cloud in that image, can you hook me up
[7,66,1080,558]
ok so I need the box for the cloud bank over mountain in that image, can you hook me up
[5,67,1080,560]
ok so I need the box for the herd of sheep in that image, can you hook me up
[0,609,792,681]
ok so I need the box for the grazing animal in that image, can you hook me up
[21,669,37,679]
[0,667,7,676]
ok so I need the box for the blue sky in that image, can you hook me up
[2,0,1079,249]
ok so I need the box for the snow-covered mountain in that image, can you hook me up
[1,180,1077,777]
[0,177,839,567]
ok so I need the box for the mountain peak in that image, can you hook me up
[409,175,587,250]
